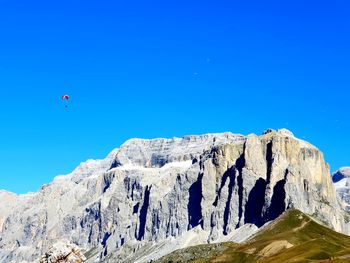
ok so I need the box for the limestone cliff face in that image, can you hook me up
[0,129,348,263]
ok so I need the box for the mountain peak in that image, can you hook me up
[262,128,294,137]
[0,129,347,263]
[111,132,245,168]
[333,167,350,183]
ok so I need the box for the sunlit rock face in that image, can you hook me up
[0,129,348,263]
[333,167,350,212]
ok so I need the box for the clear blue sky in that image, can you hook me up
[0,0,349,194]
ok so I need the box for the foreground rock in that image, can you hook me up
[39,241,86,263]
[0,129,349,262]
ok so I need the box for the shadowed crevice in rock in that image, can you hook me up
[151,210,161,236]
[304,179,309,191]
[223,168,236,235]
[236,146,246,228]
[133,203,140,214]
[266,141,273,183]
[131,181,140,201]
[110,158,122,169]
[150,154,169,168]
[124,178,139,200]
[188,173,204,230]
[101,232,111,247]
[236,173,244,229]
[266,179,286,221]
[80,202,102,244]
[102,174,114,193]
[213,170,231,207]
[137,185,151,240]
[244,178,267,227]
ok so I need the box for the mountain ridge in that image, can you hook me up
[0,129,349,263]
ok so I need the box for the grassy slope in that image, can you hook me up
[155,210,350,263]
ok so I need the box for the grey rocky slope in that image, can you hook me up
[0,129,349,262]
[333,167,350,212]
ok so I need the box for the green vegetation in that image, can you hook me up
[153,242,240,263]
[155,210,350,263]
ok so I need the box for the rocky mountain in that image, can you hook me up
[0,129,349,263]
[333,167,350,183]
[333,167,350,212]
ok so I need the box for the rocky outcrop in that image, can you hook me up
[333,167,350,212]
[0,129,348,263]
[333,167,350,183]
[39,241,86,263]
